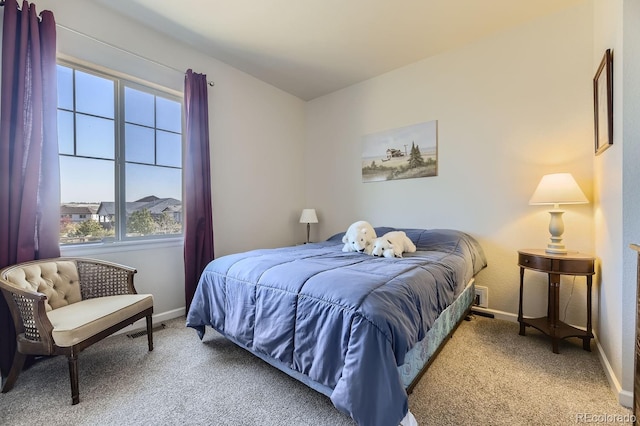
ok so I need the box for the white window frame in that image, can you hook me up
[57,59,185,249]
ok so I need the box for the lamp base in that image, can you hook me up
[545,244,567,255]
[545,210,567,254]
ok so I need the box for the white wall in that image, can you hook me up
[592,0,624,404]
[593,0,640,407]
[306,3,594,327]
[621,0,640,402]
[24,0,307,320]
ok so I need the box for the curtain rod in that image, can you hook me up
[57,24,214,87]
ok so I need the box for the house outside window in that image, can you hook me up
[57,61,183,245]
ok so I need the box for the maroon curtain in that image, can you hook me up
[183,69,214,311]
[0,0,60,377]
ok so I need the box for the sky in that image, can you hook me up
[59,156,182,203]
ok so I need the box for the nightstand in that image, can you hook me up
[517,249,595,354]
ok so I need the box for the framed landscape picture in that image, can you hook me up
[361,120,438,183]
[593,49,613,155]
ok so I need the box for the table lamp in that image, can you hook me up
[299,209,318,244]
[529,173,588,254]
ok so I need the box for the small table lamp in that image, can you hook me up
[299,209,318,244]
[529,173,588,254]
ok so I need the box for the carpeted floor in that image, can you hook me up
[0,315,633,425]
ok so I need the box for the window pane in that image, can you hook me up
[125,87,154,126]
[60,156,114,203]
[75,70,114,118]
[59,156,115,244]
[126,163,181,201]
[125,163,182,236]
[125,123,154,164]
[76,114,114,159]
[156,97,182,132]
[57,65,73,110]
[58,110,74,155]
[156,130,181,167]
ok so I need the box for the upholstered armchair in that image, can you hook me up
[0,257,154,404]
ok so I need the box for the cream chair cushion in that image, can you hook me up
[47,294,154,347]
[5,261,81,311]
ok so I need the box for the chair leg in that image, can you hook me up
[1,351,26,393]
[67,353,79,405]
[146,314,154,351]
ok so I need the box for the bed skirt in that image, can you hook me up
[400,278,475,391]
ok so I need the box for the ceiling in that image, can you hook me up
[93,0,586,101]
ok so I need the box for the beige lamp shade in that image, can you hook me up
[299,209,318,224]
[529,173,588,207]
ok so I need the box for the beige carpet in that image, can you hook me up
[0,315,633,425]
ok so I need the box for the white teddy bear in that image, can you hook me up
[342,220,377,253]
[370,231,417,258]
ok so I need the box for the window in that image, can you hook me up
[57,62,183,245]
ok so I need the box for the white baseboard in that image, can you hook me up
[593,331,633,408]
[113,306,186,336]
[473,306,633,409]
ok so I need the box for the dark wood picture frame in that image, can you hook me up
[593,49,613,155]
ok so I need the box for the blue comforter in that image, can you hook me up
[186,228,486,426]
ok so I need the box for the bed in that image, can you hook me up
[186,227,487,426]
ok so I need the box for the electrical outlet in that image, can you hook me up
[474,286,488,308]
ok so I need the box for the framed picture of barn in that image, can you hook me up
[361,120,438,183]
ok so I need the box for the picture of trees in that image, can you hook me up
[361,120,437,182]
